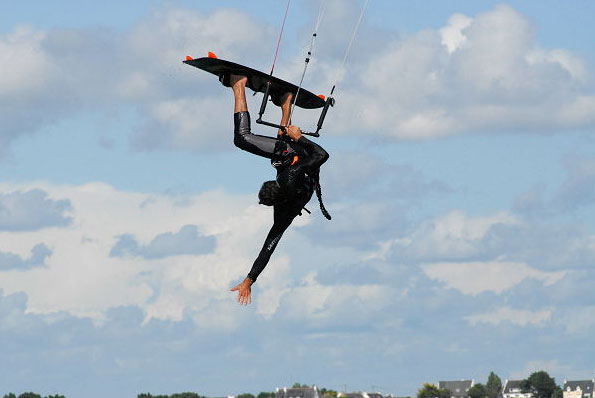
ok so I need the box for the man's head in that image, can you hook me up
[258,180,286,206]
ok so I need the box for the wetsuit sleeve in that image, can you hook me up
[294,136,329,171]
[246,204,298,283]
[233,111,277,159]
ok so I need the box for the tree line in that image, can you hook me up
[137,382,338,398]
[417,371,564,398]
[7,375,562,398]
[2,394,66,398]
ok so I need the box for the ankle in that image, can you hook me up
[230,74,248,87]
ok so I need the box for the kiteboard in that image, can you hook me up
[184,55,326,110]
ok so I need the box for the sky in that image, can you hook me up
[1,0,595,397]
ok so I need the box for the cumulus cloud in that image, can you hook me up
[465,306,552,326]
[0,189,72,231]
[3,4,594,156]
[274,274,393,328]
[385,210,520,262]
[0,25,121,154]
[0,180,399,331]
[110,224,215,259]
[0,181,309,326]
[332,4,595,139]
[122,7,273,151]
[440,14,473,53]
[0,7,271,154]
[422,261,565,295]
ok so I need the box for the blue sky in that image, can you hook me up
[1,1,595,397]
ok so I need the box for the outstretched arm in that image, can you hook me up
[230,205,297,305]
[246,207,295,283]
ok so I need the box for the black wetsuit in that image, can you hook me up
[233,111,329,283]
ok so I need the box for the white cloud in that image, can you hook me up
[386,210,520,261]
[278,273,393,327]
[0,7,271,154]
[0,181,368,329]
[3,4,595,154]
[118,6,275,151]
[0,26,54,97]
[439,13,472,53]
[0,181,265,323]
[465,306,552,326]
[331,5,595,139]
[526,48,590,83]
[422,260,566,295]
[132,96,233,151]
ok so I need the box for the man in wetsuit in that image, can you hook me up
[227,74,329,305]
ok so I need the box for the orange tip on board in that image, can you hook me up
[318,94,326,100]
[185,56,193,61]
[208,51,218,59]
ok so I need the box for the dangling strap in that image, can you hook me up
[314,175,332,220]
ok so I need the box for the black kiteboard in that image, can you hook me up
[184,57,325,110]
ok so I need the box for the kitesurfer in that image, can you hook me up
[226,74,329,305]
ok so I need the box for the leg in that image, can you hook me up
[230,74,278,159]
[277,92,293,136]
[231,75,248,113]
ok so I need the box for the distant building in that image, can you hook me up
[563,380,595,398]
[277,386,321,398]
[502,380,532,398]
[337,393,385,398]
[439,380,474,398]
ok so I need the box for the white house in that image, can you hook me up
[277,386,321,398]
[438,380,474,398]
[563,380,595,398]
[502,380,532,398]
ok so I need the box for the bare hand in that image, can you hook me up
[230,278,253,305]
[286,125,302,141]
